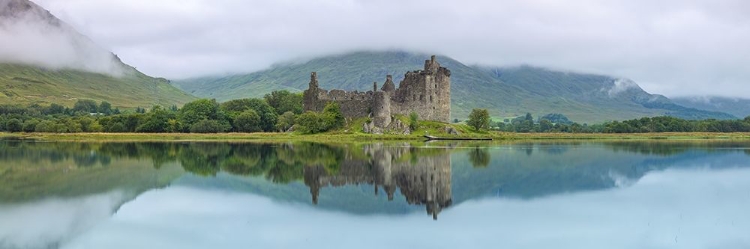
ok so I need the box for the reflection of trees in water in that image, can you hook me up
[468,147,490,168]
[601,141,750,156]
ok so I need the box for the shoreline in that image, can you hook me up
[3,132,750,142]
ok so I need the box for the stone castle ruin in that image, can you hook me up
[303,56,451,129]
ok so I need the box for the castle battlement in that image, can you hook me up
[303,56,451,128]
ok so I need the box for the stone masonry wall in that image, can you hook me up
[303,56,451,128]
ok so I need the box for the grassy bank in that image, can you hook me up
[3,131,750,142]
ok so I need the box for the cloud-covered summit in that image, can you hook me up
[0,0,125,76]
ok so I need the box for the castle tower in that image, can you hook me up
[303,72,320,112]
[373,91,392,127]
[381,75,396,93]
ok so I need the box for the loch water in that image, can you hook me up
[1,140,749,249]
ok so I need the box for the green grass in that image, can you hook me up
[0,63,196,108]
[4,131,750,143]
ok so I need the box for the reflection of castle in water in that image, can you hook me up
[303,144,452,220]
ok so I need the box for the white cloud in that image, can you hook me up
[19,0,750,97]
[607,78,640,97]
[0,0,125,76]
[0,191,127,249]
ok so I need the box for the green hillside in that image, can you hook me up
[174,51,734,123]
[0,63,196,108]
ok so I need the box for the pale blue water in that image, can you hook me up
[1,141,749,249]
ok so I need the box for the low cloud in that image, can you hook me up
[0,0,124,76]
[607,78,640,97]
[21,0,750,98]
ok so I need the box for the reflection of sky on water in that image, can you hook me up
[61,168,750,249]
[0,191,127,249]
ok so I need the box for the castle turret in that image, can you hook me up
[424,55,440,73]
[309,72,319,89]
[381,75,395,92]
[373,91,392,127]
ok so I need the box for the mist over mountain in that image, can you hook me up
[174,51,735,123]
[0,0,124,76]
[0,0,195,108]
[672,96,750,118]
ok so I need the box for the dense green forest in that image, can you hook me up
[0,90,345,134]
[2,90,750,134]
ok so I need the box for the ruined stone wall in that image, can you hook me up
[303,55,451,127]
[304,82,375,118]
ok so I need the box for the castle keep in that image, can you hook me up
[303,56,451,128]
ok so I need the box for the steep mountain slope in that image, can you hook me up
[672,96,750,118]
[0,0,195,108]
[174,51,734,123]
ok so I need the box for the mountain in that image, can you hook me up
[175,51,734,123]
[672,96,750,119]
[0,0,195,108]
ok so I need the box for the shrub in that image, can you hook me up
[23,119,39,132]
[409,112,419,131]
[322,102,344,130]
[295,112,324,134]
[6,119,22,132]
[35,120,58,133]
[190,119,225,133]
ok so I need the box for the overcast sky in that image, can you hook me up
[29,0,750,97]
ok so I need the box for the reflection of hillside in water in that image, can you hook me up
[304,144,452,220]
[5,139,750,218]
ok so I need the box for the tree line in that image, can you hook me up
[0,90,331,134]
[466,110,750,133]
[3,94,750,134]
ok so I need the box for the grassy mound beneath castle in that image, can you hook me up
[335,115,488,138]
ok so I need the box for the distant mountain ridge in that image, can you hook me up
[0,0,196,108]
[672,96,750,118]
[174,51,734,123]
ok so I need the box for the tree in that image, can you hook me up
[45,103,65,115]
[264,90,303,115]
[35,120,57,133]
[136,106,172,133]
[98,101,113,115]
[234,110,262,132]
[409,112,419,131]
[467,109,491,131]
[322,102,344,130]
[296,112,324,134]
[6,119,22,132]
[23,119,39,132]
[539,119,553,132]
[190,119,225,133]
[73,99,98,113]
[221,98,278,131]
[180,99,230,132]
[276,111,296,132]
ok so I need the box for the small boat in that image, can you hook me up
[424,135,492,141]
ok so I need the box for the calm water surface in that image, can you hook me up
[1,140,749,249]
